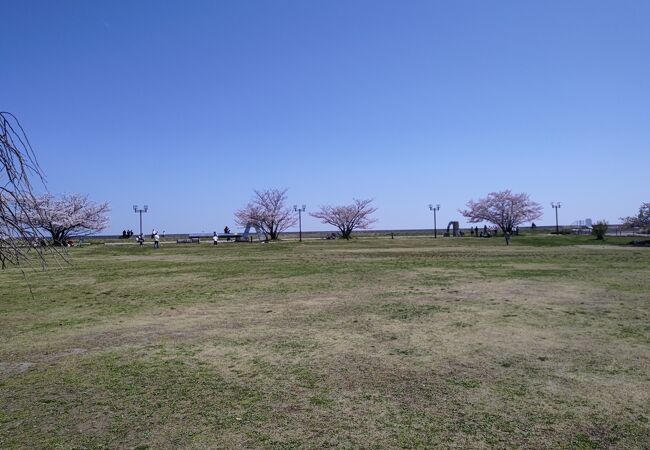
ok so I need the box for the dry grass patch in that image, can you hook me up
[1,236,649,448]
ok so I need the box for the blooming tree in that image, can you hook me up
[621,202,650,231]
[0,112,46,268]
[234,188,296,240]
[460,190,542,233]
[310,199,377,240]
[21,194,110,246]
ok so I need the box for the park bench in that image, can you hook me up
[186,233,248,243]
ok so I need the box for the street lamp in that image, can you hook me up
[133,204,148,237]
[551,202,561,234]
[294,205,306,242]
[428,204,440,238]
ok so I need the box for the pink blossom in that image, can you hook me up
[459,190,542,232]
[311,199,377,240]
[234,188,297,240]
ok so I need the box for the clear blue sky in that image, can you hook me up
[2,1,649,234]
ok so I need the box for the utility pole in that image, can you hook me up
[551,202,561,234]
[294,204,306,242]
[429,204,440,238]
[133,205,148,237]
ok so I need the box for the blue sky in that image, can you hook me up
[2,1,649,234]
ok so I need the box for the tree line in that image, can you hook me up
[234,188,546,241]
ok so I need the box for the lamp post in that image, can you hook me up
[428,204,440,238]
[551,202,561,234]
[133,204,148,237]
[294,204,306,242]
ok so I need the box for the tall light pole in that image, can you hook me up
[429,204,440,238]
[133,204,148,237]
[294,204,306,242]
[551,202,561,234]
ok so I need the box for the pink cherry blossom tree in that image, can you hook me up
[460,190,542,233]
[1,112,46,268]
[21,194,110,246]
[310,199,377,240]
[234,188,297,240]
[621,202,650,231]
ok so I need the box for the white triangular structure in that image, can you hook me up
[239,222,264,242]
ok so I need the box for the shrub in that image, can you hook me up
[592,221,608,240]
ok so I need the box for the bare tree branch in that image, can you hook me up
[620,202,650,231]
[0,112,48,268]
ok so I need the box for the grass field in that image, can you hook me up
[1,235,649,449]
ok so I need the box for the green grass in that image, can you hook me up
[1,234,649,448]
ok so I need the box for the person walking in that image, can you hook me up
[213,232,219,246]
[504,231,511,246]
[153,231,160,248]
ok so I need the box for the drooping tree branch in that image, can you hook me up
[0,112,47,268]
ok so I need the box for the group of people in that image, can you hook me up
[466,225,519,245]
[469,225,497,238]
[128,229,162,247]
[125,226,234,248]
[468,225,519,239]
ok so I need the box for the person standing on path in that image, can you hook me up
[213,232,219,246]
[153,231,160,248]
